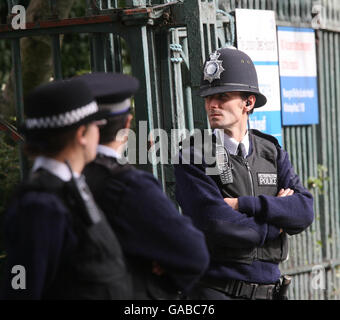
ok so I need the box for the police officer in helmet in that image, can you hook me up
[174,47,314,300]
[0,79,131,299]
[79,72,210,300]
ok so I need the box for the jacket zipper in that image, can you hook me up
[244,159,258,259]
[244,159,255,196]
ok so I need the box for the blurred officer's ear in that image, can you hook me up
[76,124,90,147]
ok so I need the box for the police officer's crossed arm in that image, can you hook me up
[224,188,294,234]
[175,155,274,249]
[224,188,294,210]
[231,148,314,235]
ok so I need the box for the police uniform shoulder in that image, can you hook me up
[17,170,64,196]
[119,169,164,197]
[135,169,159,183]
[250,129,281,148]
[11,190,69,219]
[90,156,134,178]
[120,167,159,185]
[10,171,70,219]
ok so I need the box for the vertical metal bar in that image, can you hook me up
[314,28,324,284]
[90,33,106,72]
[323,31,331,261]
[104,33,123,73]
[112,0,119,8]
[86,0,92,11]
[6,0,12,13]
[147,28,165,187]
[181,0,208,130]
[181,32,195,132]
[319,31,329,286]
[210,23,217,51]
[105,34,114,72]
[51,34,63,80]
[298,127,308,277]
[49,0,58,17]
[127,26,158,177]
[316,29,327,270]
[157,28,178,196]
[305,128,312,267]
[334,32,340,260]
[125,0,148,7]
[277,0,285,21]
[8,0,19,8]
[250,0,255,9]
[101,0,108,9]
[328,32,337,262]
[158,28,175,136]
[113,36,123,73]
[171,29,186,132]
[203,23,209,60]
[11,39,28,180]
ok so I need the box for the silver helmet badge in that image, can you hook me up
[204,51,225,83]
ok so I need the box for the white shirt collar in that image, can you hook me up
[214,129,250,157]
[32,156,80,181]
[97,144,121,159]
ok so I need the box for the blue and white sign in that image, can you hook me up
[278,27,319,125]
[236,9,282,145]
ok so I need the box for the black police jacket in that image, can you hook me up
[208,130,288,264]
[84,154,210,299]
[84,155,182,300]
[181,129,288,265]
[1,169,131,299]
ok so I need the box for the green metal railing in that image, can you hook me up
[1,0,340,299]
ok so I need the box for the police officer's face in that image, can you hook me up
[81,122,100,163]
[205,92,247,130]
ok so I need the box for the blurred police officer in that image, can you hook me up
[174,47,314,300]
[0,79,131,299]
[80,72,210,300]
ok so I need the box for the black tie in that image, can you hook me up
[237,143,246,158]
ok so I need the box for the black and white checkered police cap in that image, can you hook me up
[21,78,108,133]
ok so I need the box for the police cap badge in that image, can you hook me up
[203,51,225,83]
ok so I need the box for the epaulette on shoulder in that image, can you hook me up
[250,129,281,148]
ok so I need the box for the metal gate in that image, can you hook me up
[1,0,340,299]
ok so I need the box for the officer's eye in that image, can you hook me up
[218,93,229,100]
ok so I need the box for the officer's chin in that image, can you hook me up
[209,119,221,130]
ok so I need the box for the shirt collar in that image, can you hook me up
[214,129,250,157]
[32,156,79,182]
[97,144,121,159]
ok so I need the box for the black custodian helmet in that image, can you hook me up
[198,47,267,108]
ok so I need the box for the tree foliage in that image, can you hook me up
[0,133,20,259]
[0,2,11,87]
[0,0,89,269]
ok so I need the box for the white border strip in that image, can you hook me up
[25,101,99,129]
[99,98,130,114]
